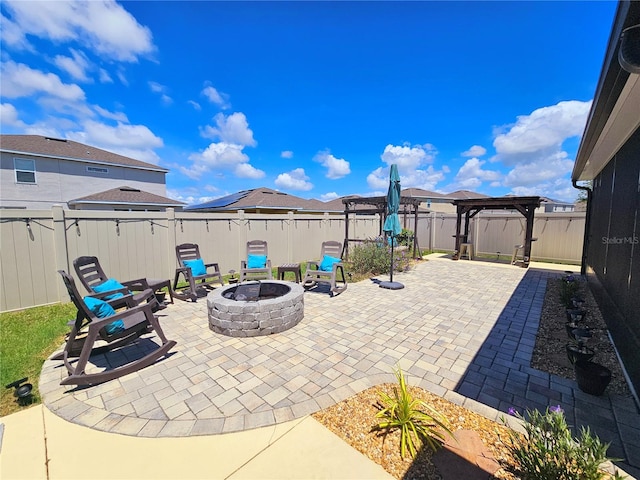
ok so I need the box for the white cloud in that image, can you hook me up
[320,192,339,201]
[0,103,26,128]
[188,100,201,111]
[503,151,573,188]
[367,165,446,191]
[489,100,592,201]
[99,68,112,83]
[3,0,155,62]
[200,112,256,147]
[93,105,128,122]
[493,100,591,159]
[183,141,263,180]
[281,150,293,159]
[66,120,163,164]
[380,143,437,171]
[275,168,313,191]
[1,60,85,100]
[0,12,31,50]
[53,48,91,82]
[148,81,172,105]
[148,81,164,93]
[202,85,230,109]
[368,143,445,191]
[462,145,486,157]
[454,158,502,189]
[235,163,265,179]
[314,150,350,179]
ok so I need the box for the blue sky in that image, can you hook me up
[1,1,617,204]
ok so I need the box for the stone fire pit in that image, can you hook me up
[207,280,304,337]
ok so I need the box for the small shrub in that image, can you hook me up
[396,228,414,247]
[500,405,623,480]
[349,237,411,275]
[372,367,452,458]
[559,275,580,308]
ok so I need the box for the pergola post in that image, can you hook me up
[454,205,463,259]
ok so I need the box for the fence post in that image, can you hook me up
[52,205,69,301]
[167,208,176,277]
[287,211,294,262]
[238,210,247,261]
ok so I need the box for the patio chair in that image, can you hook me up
[173,243,224,301]
[239,240,273,282]
[53,270,176,386]
[73,256,171,310]
[302,240,347,296]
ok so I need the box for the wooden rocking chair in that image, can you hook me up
[53,270,176,386]
[302,241,348,296]
[173,243,224,301]
[73,255,171,310]
[239,240,273,282]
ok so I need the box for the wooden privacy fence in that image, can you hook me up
[414,212,585,264]
[0,207,585,312]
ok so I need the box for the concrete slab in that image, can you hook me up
[0,406,47,480]
[229,416,393,479]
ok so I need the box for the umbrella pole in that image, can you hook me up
[390,236,394,283]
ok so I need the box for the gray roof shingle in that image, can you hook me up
[69,186,185,206]
[0,135,167,172]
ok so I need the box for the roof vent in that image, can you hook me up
[45,137,67,143]
[619,24,640,74]
[120,187,141,192]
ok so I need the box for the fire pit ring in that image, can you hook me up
[207,280,304,337]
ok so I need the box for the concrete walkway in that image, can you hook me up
[2,254,639,478]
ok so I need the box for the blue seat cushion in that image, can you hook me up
[83,296,124,335]
[319,255,341,272]
[184,258,207,276]
[247,254,267,269]
[92,278,126,300]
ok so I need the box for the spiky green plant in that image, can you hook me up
[372,367,452,458]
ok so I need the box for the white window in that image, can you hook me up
[14,158,36,184]
[87,166,109,174]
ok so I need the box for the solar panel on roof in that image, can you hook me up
[186,190,250,210]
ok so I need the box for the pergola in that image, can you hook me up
[342,196,423,259]
[452,196,542,267]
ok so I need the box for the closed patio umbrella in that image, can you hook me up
[380,164,404,290]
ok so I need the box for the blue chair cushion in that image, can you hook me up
[83,296,124,335]
[184,258,207,276]
[92,278,126,300]
[319,255,341,272]
[247,254,267,269]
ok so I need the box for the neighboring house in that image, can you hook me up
[539,197,576,213]
[186,187,339,214]
[0,135,182,211]
[69,186,185,211]
[402,188,455,213]
[572,1,640,395]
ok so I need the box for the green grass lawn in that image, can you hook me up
[0,303,75,416]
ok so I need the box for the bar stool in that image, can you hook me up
[511,238,538,265]
[459,243,473,260]
[511,245,525,265]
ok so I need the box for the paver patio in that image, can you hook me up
[39,254,640,477]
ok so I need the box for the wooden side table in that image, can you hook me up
[147,278,174,304]
[277,263,302,283]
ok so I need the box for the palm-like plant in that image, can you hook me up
[372,367,452,458]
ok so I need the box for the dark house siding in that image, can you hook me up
[586,126,640,391]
